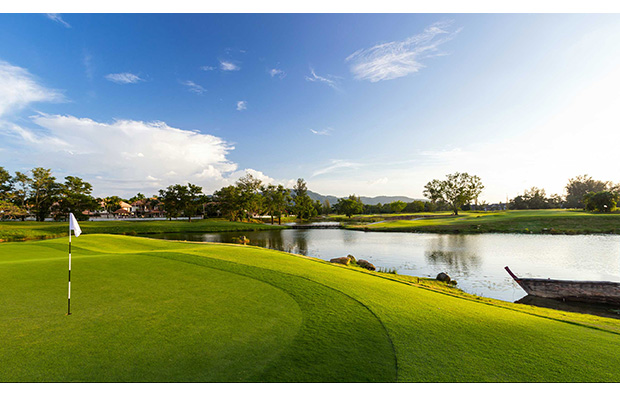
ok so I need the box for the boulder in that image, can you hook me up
[347,254,357,265]
[330,257,351,265]
[357,259,376,271]
[436,272,451,282]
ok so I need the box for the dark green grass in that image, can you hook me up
[346,209,620,235]
[0,218,277,242]
[2,235,620,382]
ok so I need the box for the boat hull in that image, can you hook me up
[505,266,620,306]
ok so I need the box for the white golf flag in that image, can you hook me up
[69,213,82,237]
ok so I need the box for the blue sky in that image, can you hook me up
[2,13,620,201]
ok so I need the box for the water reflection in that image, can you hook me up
[425,235,481,274]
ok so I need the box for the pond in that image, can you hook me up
[145,229,620,304]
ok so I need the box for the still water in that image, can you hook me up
[147,229,620,303]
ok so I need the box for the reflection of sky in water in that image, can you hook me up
[147,230,620,303]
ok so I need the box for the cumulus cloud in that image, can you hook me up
[305,67,341,90]
[105,73,143,84]
[181,80,207,95]
[0,60,64,118]
[1,114,243,195]
[346,20,460,82]
[46,14,71,28]
[236,101,247,111]
[220,61,240,71]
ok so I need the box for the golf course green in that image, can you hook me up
[2,234,620,382]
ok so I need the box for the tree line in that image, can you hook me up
[2,166,617,222]
[508,175,620,212]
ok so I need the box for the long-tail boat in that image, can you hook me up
[505,266,620,305]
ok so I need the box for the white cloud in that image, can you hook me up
[220,61,240,71]
[2,114,245,196]
[310,128,331,136]
[46,14,71,28]
[0,60,64,118]
[181,80,207,95]
[269,68,286,78]
[105,73,143,84]
[236,101,247,111]
[346,20,460,82]
[201,65,216,71]
[305,67,341,90]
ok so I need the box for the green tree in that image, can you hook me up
[158,183,204,222]
[423,172,484,215]
[389,200,407,213]
[103,196,123,215]
[322,199,332,215]
[129,193,146,203]
[336,195,364,218]
[292,178,316,222]
[12,171,31,218]
[28,167,61,222]
[56,176,98,220]
[262,184,292,224]
[213,185,242,221]
[583,191,618,212]
[565,175,610,209]
[0,200,27,220]
[236,173,264,221]
[0,167,13,201]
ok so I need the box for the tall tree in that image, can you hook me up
[28,167,60,221]
[12,171,31,218]
[423,172,484,215]
[261,184,291,225]
[0,167,13,201]
[213,185,242,221]
[292,178,316,222]
[57,176,98,220]
[236,173,263,221]
[565,175,610,209]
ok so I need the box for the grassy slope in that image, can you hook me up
[345,210,620,234]
[0,218,276,241]
[2,235,620,382]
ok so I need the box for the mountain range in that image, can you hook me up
[305,190,424,206]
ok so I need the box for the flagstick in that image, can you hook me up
[67,218,72,315]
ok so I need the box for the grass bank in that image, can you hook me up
[0,218,279,242]
[344,209,620,235]
[2,234,620,382]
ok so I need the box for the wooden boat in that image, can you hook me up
[505,266,620,306]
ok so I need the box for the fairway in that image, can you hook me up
[2,235,620,382]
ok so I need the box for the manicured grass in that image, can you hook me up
[0,218,278,242]
[345,209,620,235]
[2,235,620,382]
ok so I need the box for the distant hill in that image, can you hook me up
[305,190,424,205]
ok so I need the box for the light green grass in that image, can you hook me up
[2,235,620,382]
[345,209,620,235]
[0,218,278,242]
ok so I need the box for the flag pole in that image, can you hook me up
[67,213,72,315]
